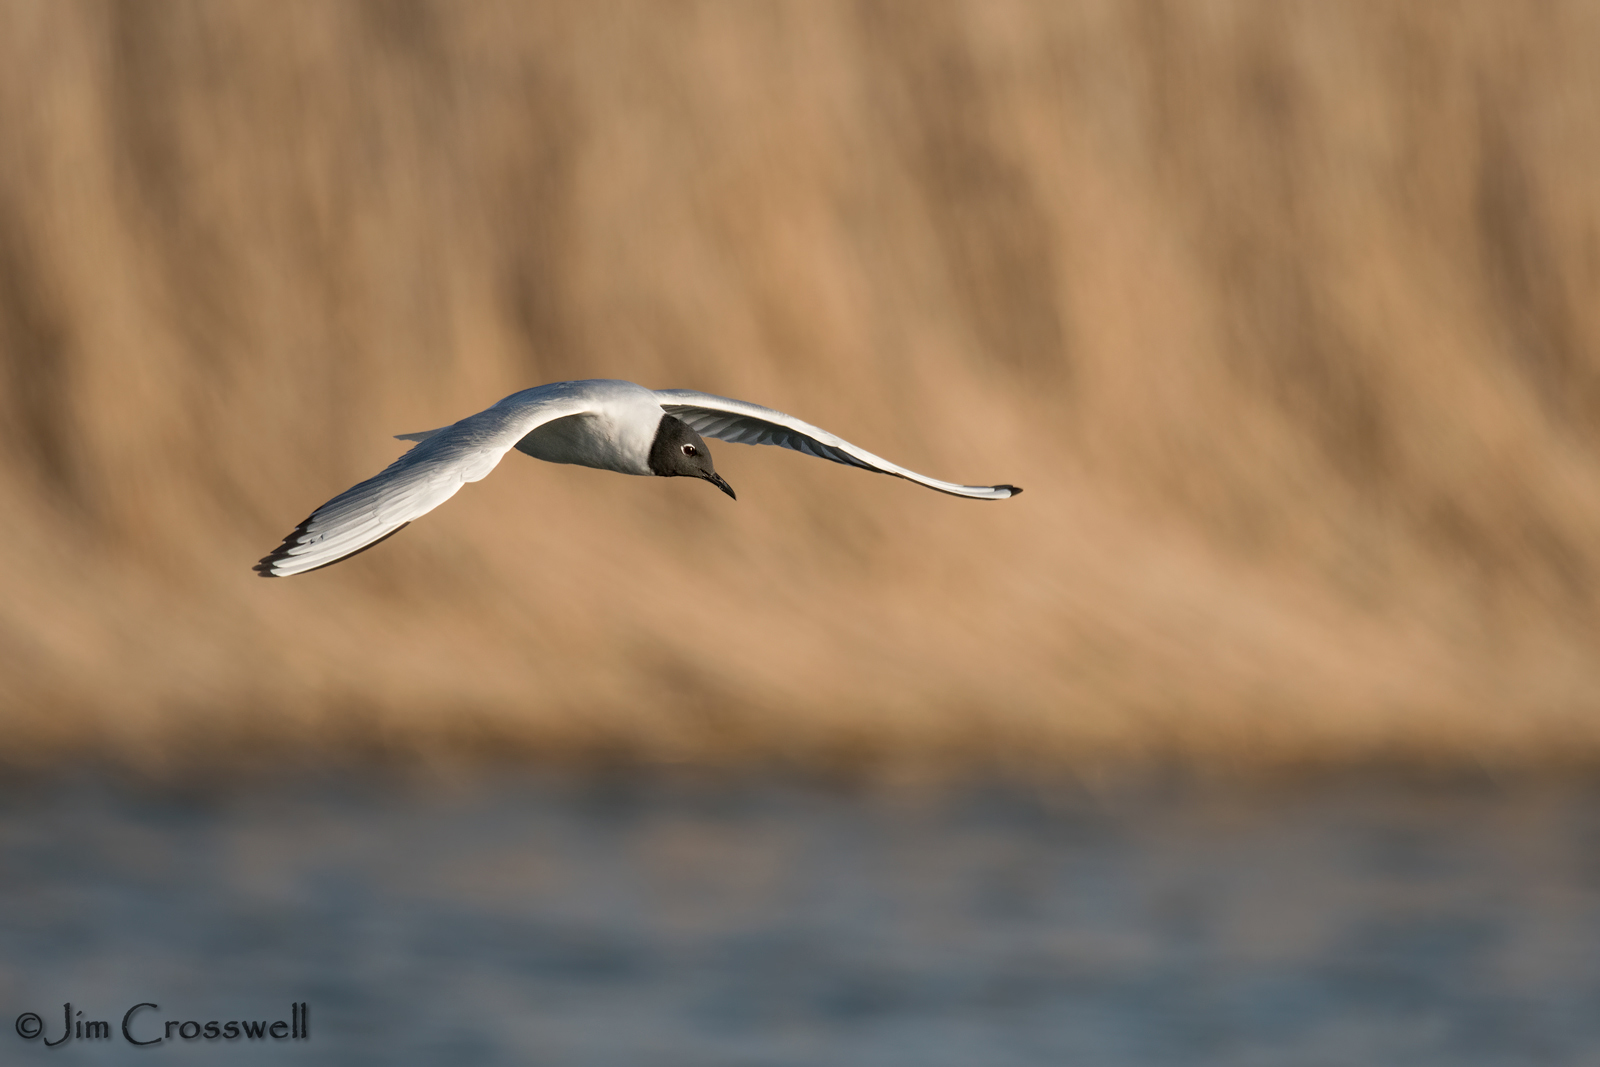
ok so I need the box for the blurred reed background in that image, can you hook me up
[3,0,1600,780]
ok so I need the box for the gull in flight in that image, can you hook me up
[255,379,1021,577]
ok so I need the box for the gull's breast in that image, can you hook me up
[511,383,662,475]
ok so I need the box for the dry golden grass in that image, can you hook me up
[3,0,1600,777]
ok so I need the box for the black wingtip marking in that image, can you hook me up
[255,512,317,577]
[997,485,1022,496]
[254,520,412,577]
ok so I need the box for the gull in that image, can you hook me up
[255,379,1021,577]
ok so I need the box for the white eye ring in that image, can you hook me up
[681,444,698,457]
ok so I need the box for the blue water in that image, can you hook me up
[2,771,1598,1065]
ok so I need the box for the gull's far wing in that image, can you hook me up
[654,390,1021,500]
[255,388,589,577]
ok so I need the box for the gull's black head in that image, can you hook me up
[648,414,736,499]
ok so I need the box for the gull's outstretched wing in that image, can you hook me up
[654,390,1021,500]
[255,387,591,577]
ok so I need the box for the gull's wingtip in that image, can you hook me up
[999,485,1022,497]
[254,513,315,578]
[252,520,412,579]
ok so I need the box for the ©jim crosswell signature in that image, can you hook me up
[15,1002,309,1046]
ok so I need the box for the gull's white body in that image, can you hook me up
[498,378,664,475]
[256,379,1020,577]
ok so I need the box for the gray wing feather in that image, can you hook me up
[654,389,1021,500]
[256,389,589,576]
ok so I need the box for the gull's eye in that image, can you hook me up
[681,444,698,457]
